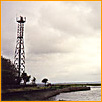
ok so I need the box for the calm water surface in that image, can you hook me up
[47,86,101,101]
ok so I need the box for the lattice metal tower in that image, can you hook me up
[14,16,26,79]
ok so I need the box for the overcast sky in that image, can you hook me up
[1,1,101,83]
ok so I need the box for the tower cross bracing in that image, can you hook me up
[14,16,26,78]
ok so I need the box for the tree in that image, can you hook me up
[42,78,48,86]
[1,56,18,87]
[21,71,31,85]
[32,77,36,85]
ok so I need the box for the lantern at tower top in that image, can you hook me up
[16,16,26,23]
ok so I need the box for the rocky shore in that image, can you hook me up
[2,86,90,101]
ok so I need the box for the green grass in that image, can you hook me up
[2,83,100,94]
[2,86,52,93]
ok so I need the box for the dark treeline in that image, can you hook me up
[1,56,32,89]
[1,56,50,89]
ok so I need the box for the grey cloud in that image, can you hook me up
[38,1,101,36]
[1,1,101,83]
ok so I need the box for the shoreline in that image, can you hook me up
[2,86,90,101]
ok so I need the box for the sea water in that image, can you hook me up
[47,86,101,101]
